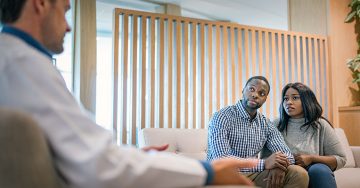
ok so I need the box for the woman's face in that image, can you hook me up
[283,87,304,118]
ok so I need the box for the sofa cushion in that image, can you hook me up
[335,128,355,168]
[138,128,208,160]
[335,168,360,188]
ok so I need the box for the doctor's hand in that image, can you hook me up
[141,144,169,152]
[211,158,258,186]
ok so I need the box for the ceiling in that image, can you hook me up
[96,0,289,34]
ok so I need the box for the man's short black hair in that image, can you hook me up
[0,0,27,24]
[0,0,56,24]
[244,76,271,94]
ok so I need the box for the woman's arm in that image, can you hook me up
[321,118,347,170]
[294,154,337,170]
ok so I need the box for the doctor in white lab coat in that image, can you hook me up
[0,0,257,187]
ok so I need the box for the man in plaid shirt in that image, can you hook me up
[207,76,309,188]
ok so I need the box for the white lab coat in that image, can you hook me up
[0,33,207,188]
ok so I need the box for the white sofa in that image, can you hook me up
[139,128,360,188]
[139,128,208,160]
[332,128,360,188]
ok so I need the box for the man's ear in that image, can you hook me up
[32,0,49,14]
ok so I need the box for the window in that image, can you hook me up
[53,10,73,91]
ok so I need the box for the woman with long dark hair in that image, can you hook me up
[276,82,346,188]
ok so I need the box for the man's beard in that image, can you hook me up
[244,98,262,110]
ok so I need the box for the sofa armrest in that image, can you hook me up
[351,146,360,167]
[0,109,63,188]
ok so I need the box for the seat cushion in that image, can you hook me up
[335,128,355,168]
[335,168,360,188]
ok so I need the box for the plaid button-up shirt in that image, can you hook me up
[207,100,294,172]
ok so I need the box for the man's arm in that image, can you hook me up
[263,121,293,188]
[207,112,234,160]
[265,121,295,164]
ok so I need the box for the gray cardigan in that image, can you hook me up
[261,118,347,170]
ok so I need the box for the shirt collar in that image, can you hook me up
[1,25,53,59]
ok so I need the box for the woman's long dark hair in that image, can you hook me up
[278,82,333,133]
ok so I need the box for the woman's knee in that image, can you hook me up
[308,163,333,177]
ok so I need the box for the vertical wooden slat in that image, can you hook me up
[237,29,243,99]
[258,31,264,114]
[271,32,277,116]
[150,17,156,128]
[223,26,229,106]
[264,31,270,116]
[278,33,284,89]
[112,10,120,142]
[192,22,197,128]
[200,23,205,128]
[168,19,173,128]
[314,39,321,99]
[302,37,308,85]
[308,38,314,89]
[319,39,325,108]
[216,25,221,110]
[122,14,129,144]
[290,35,295,82]
[176,19,182,128]
[159,18,165,128]
[258,31,263,77]
[244,29,250,79]
[184,21,189,128]
[141,16,147,130]
[230,27,236,103]
[208,24,213,119]
[251,30,257,76]
[296,35,301,82]
[284,34,289,84]
[131,15,138,145]
[276,33,283,117]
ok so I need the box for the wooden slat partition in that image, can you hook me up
[176,19,181,129]
[192,23,197,129]
[159,18,165,128]
[184,21,189,129]
[302,36,308,85]
[112,8,332,145]
[208,25,213,121]
[216,25,221,111]
[131,15,138,144]
[167,19,173,128]
[308,38,314,89]
[200,23,205,128]
[121,14,128,144]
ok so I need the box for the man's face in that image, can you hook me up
[242,79,269,111]
[42,0,71,54]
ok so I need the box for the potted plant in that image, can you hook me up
[345,0,360,106]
